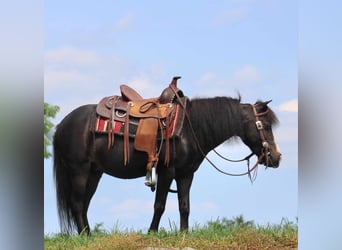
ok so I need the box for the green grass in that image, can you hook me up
[44,216,298,249]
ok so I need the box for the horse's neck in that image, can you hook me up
[188,98,243,153]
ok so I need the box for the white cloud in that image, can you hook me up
[45,47,103,90]
[45,46,167,94]
[44,70,84,87]
[232,65,261,84]
[98,197,218,222]
[198,65,261,87]
[192,202,219,212]
[45,47,127,92]
[278,99,298,112]
[115,12,136,30]
[45,46,101,66]
[198,72,222,87]
[195,65,262,97]
[110,199,153,213]
[211,7,249,27]
[44,46,173,125]
[126,76,164,98]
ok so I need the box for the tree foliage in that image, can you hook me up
[44,102,59,158]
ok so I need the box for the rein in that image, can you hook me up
[213,149,254,163]
[170,85,269,182]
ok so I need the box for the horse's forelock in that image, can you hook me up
[266,107,279,125]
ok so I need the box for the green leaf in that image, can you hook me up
[44,102,60,159]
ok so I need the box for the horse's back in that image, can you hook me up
[57,104,96,127]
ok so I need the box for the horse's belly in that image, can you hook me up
[102,164,146,179]
[94,142,148,179]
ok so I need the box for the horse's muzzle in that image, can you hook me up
[264,151,281,168]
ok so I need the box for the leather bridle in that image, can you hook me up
[213,104,272,181]
[252,104,271,168]
[169,84,272,182]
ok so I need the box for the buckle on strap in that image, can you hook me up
[255,120,263,130]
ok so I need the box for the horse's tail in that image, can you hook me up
[53,124,77,234]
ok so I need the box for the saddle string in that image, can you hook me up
[163,106,173,166]
[107,96,118,149]
[169,84,262,181]
[153,107,166,169]
[123,101,133,165]
[148,101,174,169]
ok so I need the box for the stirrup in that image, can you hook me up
[144,167,156,187]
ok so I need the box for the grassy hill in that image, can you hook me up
[44,216,297,249]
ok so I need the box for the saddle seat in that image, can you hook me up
[97,76,183,119]
[120,76,183,103]
[95,77,186,182]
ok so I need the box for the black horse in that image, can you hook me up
[53,94,281,235]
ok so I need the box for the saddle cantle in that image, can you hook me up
[95,77,187,186]
[120,84,143,101]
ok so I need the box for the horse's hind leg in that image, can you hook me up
[69,162,94,235]
[82,164,103,233]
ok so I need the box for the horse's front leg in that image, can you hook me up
[175,173,194,231]
[148,172,173,232]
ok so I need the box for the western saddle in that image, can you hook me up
[95,76,186,189]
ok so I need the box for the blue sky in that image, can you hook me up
[44,0,297,234]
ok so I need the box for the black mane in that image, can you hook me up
[188,96,243,151]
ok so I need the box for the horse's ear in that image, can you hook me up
[254,100,272,106]
[260,100,272,112]
[255,100,272,112]
[264,100,272,105]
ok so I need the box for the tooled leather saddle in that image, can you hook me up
[95,76,187,173]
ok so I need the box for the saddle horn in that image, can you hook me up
[159,76,183,104]
[170,76,181,87]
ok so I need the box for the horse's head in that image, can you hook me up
[241,100,281,168]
